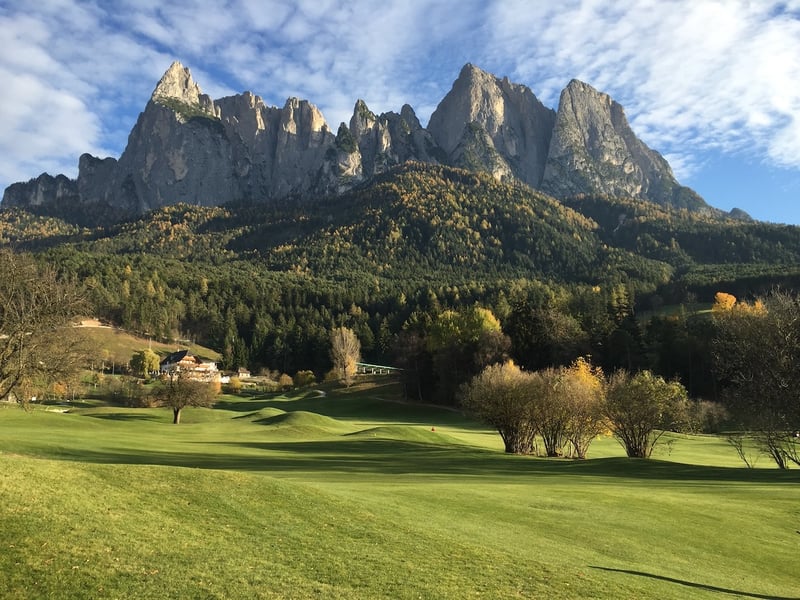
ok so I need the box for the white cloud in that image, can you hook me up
[0,67,101,184]
[2,0,800,208]
[238,0,292,31]
[488,0,800,175]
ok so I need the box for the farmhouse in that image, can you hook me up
[160,350,219,382]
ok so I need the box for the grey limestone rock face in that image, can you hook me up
[76,153,117,204]
[123,64,340,208]
[71,61,340,212]
[334,121,363,187]
[346,100,441,179]
[427,63,556,188]
[541,79,706,211]
[2,173,78,208]
[75,61,239,212]
[113,101,238,212]
[269,97,336,198]
[2,61,713,217]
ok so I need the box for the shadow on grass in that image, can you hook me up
[590,566,800,599]
[53,440,512,476]
[84,413,164,422]
[43,400,98,409]
[214,391,480,429]
[215,398,284,413]
[46,437,800,484]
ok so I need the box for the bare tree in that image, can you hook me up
[0,250,87,405]
[725,433,760,469]
[329,326,360,386]
[155,372,217,424]
[712,290,800,468]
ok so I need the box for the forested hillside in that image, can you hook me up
[3,162,800,396]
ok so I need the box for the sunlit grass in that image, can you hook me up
[1,381,798,599]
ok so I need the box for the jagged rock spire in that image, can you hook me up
[428,63,556,187]
[151,61,204,104]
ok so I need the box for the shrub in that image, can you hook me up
[604,370,689,458]
[226,376,243,394]
[689,399,729,433]
[561,358,606,459]
[278,373,294,390]
[293,370,316,388]
[462,361,536,455]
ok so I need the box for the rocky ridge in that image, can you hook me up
[540,79,705,211]
[3,61,731,218]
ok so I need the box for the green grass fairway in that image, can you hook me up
[1,380,799,599]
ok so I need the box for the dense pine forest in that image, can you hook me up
[4,162,800,402]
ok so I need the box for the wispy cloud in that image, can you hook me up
[487,0,800,178]
[1,0,799,199]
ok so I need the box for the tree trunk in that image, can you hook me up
[173,408,181,424]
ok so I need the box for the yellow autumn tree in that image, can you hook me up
[712,292,737,312]
[329,326,361,387]
[428,305,510,404]
[562,358,607,459]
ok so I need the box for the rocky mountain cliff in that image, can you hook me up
[3,61,724,218]
[428,63,555,187]
[540,80,706,211]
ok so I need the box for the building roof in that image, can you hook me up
[160,350,191,367]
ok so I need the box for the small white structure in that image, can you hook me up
[160,350,219,382]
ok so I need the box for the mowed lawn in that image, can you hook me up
[1,381,798,599]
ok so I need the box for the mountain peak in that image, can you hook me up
[565,78,593,89]
[3,61,710,218]
[562,78,614,109]
[428,63,555,186]
[151,61,204,105]
[455,62,498,86]
[541,78,709,212]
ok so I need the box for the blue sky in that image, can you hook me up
[2,0,799,223]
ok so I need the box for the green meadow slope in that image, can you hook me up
[1,381,799,599]
[72,323,220,368]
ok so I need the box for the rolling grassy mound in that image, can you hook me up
[1,382,799,599]
[346,425,463,446]
[234,406,287,420]
[255,410,354,436]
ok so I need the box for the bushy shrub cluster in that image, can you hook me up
[463,359,690,459]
